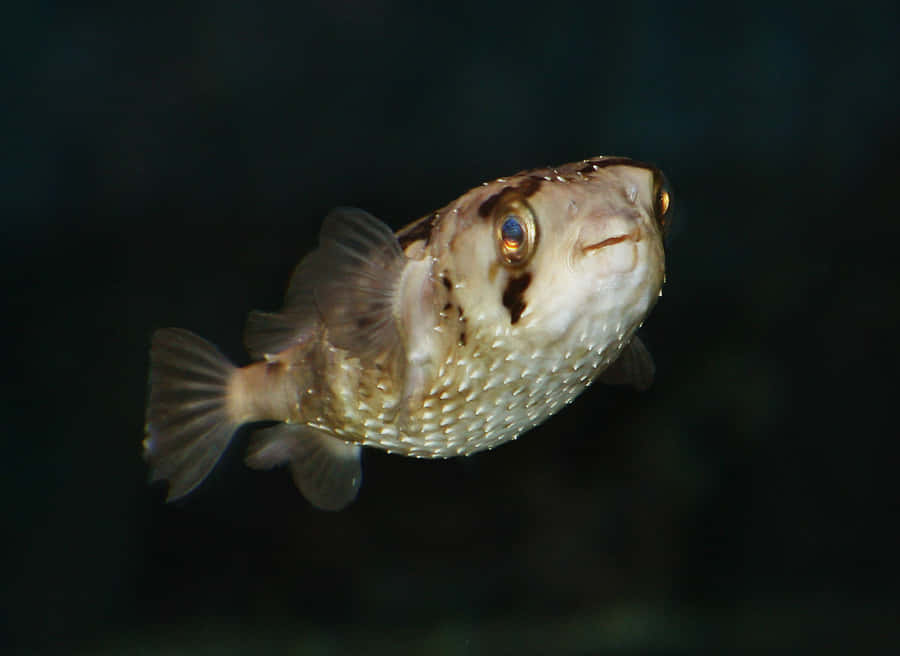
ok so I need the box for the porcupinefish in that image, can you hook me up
[144,156,671,510]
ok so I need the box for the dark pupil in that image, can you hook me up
[501,216,524,245]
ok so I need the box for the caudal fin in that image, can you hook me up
[144,328,240,500]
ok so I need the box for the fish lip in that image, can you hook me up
[582,228,641,254]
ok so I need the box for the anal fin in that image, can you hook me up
[245,423,362,511]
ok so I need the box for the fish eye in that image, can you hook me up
[495,199,537,266]
[501,216,525,248]
[653,174,672,231]
[657,190,670,217]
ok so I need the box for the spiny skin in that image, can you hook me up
[228,157,667,458]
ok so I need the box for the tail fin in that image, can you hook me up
[144,328,240,501]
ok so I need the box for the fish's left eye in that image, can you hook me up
[653,174,673,231]
[495,199,537,266]
[656,189,670,217]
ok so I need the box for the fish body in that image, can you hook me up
[145,156,671,510]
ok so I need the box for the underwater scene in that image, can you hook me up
[4,2,899,654]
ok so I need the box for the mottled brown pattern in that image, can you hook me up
[502,272,532,324]
[477,176,543,218]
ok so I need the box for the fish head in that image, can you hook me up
[438,157,670,348]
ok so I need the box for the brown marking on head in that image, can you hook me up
[397,212,439,250]
[577,157,659,177]
[478,176,543,218]
[502,272,532,325]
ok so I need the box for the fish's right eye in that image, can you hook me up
[495,199,537,267]
[501,216,525,250]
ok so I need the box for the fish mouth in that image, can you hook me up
[582,228,641,254]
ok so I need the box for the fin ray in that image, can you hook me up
[159,421,237,496]
[245,208,406,362]
[144,328,241,500]
[153,357,232,384]
[313,207,405,359]
[244,309,316,360]
[245,423,362,511]
[152,408,228,444]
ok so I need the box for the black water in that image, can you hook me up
[4,2,899,654]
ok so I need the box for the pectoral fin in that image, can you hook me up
[246,207,435,413]
[313,207,406,359]
[245,423,362,511]
[599,336,655,391]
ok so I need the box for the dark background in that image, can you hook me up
[4,2,899,654]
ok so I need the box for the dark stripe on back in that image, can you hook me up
[502,272,532,325]
[397,212,439,249]
[478,176,543,218]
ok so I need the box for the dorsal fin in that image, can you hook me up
[244,249,325,359]
[244,309,315,360]
[244,207,406,361]
[599,336,655,391]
